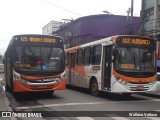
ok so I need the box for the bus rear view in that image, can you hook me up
[3,34,66,96]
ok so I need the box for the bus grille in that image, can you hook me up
[129,82,150,84]
[27,79,55,83]
[129,86,149,91]
[29,85,54,90]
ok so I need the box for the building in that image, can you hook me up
[0,55,2,63]
[140,0,160,37]
[42,20,64,35]
[54,14,141,48]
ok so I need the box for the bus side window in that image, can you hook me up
[91,45,102,65]
[65,52,68,65]
[77,49,83,66]
[71,53,76,68]
[84,47,91,65]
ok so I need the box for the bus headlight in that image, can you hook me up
[14,74,20,81]
[115,76,120,80]
[20,78,28,84]
[14,74,27,84]
[122,80,128,85]
[55,78,62,82]
[61,73,66,79]
[114,76,128,85]
[148,80,156,85]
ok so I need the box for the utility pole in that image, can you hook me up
[154,0,158,36]
[130,0,134,34]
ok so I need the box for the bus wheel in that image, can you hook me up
[122,93,132,97]
[90,80,99,96]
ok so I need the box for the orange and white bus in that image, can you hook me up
[3,34,66,96]
[156,38,160,91]
[65,35,157,96]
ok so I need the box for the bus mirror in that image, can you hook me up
[112,49,119,62]
[112,49,118,56]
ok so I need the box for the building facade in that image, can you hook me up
[42,20,64,35]
[0,55,2,63]
[54,14,141,48]
[140,0,160,37]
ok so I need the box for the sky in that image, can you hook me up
[0,0,141,55]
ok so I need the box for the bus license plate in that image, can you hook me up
[136,86,144,90]
[38,86,48,88]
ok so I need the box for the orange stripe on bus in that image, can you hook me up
[75,66,86,77]
[113,69,156,83]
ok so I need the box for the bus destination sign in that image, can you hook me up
[16,37,57,43]
[121,38,150,45]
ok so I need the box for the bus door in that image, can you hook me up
[6,51,13,90]
[69,52,76,85]
[102,45,112,91]
[157,41,160,81]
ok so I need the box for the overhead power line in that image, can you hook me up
[41,0,83,17]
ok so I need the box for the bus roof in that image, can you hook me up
[11,34,63,39]
[65,36,113,52]
[65,35,155,52]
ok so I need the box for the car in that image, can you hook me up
[0,64,4,73]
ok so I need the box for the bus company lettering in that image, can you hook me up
[122,38,150,45]
[20,37,56,43]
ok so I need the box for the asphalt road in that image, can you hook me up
[4,87,160,120]
[0,73,160,120]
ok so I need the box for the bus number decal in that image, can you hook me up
[21,37,28,42]
[120,64,135,69]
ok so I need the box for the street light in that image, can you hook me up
[102,10,113,15]
[61,19,73,23]
[103,10,109,14]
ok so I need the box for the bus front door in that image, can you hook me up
[69,52,76,85]
[102,45,112,91]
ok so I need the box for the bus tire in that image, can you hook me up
[90,79,99,96]
[13,93,19,98]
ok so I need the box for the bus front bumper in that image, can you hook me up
[111,81,157,93]
[13,79,66,93]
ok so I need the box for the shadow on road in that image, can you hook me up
[14,92,62,101]
[66,85,151,101]
[140,92,160,99]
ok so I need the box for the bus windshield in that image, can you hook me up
[113,46,156,72]
[14,46,64,71]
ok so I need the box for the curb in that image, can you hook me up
[0,80,17,120]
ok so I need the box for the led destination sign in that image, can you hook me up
[122,38,150,45]
[14,36,60,44]
[20,37,56,43]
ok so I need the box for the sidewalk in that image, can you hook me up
[0,79,16,120]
